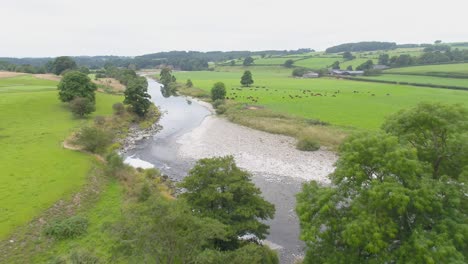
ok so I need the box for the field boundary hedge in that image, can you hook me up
[339,76,468,91]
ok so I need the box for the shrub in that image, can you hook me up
[212,99,225,109]
[93,116,106,126]
[216,105,227,115]
[44,216,89,240]
[69,97,95,117]
[211,82,226,101]
[106,152,125,174]
[296,137,320,151]
[144,168,161,179]
[112,102,125,115]
[138,183,151,202]
[76,126,114,154]
[69,249,101,264]
[292,67,308,77]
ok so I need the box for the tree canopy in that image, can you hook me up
[284,59,294,68]
[57,71,97,103]
[297,102,468,263]
[240,70,254,87]
[124,76,152,117]
[243,56,254,66]
[179,156,275,249]
[211,82,226,101]
[50,56,77,75]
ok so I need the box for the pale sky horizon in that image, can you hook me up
[1,0,467,58]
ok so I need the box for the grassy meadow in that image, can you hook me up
[0,75,122,239]
[174,67,468,129]
[386,62,468,75]
[361,74,468,88]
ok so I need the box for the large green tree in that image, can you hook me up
[124,77,152,117]
[240,70,254,87]
[51,56,77,75]
[57,71,97,103]
[243,56,254,66]
[211,82,226,101]
[297,103,468,264]
[159,67,174,87]
[179,156,275,249]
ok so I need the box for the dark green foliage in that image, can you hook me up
[297,103,468,263]
[292,67,308,77]
[179,156,275,249]
[346,65,353,70]
[211,82,226,101]
[69,249,101,264]
[240,70,254,87]
[105,152,125,175]
[331,61,340,69]
[378,53,390,65]
[124,77,151,117]
[326,41,397,53]
[186,79,193,87]
[78,67,90,74]
[138,183,151,202]
[69,97,95,117]
[44,216,88,240]
[283,59,294,68]
[75,126,114,154]
[112,102,125,115]
[197,244,279,264]
[58,71,97,103]
[296,137,320,151]
[111,196,227,263]
[215,104,227,115]
[159,67,174,87]
[50,56,78,75]
[212,99,225,109]
[243,56,254,66]
[356,59,374,70]
[342,51,355,60]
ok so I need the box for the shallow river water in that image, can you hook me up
[123,78,305,263]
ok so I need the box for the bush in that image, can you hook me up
[292,67,308,77]
[69,249,101,264]
[69,97,96,117]
[76,126,114,154]
[212,99,225,109]
[112,102,125,115]
[211,82,226,101]
[44,216,89,240]
[296,137,320,151]
[216,105,227,115]
[93,116,106,126]
[106,152,125,174]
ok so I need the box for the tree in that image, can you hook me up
[356,59,374,70]
[297,104,468,263]
[179,156,275,249]
[69,97,95,117]
[51,56,77,75]
[124,77,152,117]
[342,51,355,60]
[159,67,173,87]
[284,59,294,68]
[331,61,340,69]
[378,54,390,65]
[292,67,308,77]
[382,102,468,178]
[243,56,254,66]
[240,70,254,87]
[346,65,353,70]
[211,82,226,101]
[58,71,97,103]
[76,126,114,154]
[186,79,193,87]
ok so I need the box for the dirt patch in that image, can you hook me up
[33,74,61,81]
[93,78,126,93]
[0,71,25,78]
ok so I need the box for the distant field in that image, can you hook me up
[174,67,468,129]
[386,63,468,75]
[294,57,340,69]
[362,74,468,88]
[0,75,122,239]
[254,57,293,65]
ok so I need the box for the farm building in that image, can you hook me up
[330,69,364,76]
[303,72,319,78]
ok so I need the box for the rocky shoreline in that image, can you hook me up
[119,121,162,153]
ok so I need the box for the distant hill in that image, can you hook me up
[325,42,397,53]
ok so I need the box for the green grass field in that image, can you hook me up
[174,67,468,129]
[386,63,468,75]
[361,74,468,88]
[0,75,122,239]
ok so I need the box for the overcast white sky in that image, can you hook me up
[1,0,467,57]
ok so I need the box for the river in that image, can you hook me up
[123,77,309,263]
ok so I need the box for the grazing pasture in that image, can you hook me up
[361,74,468,88]
[0,75,122,239]
[174,67,468,129]
[386,63,468,75]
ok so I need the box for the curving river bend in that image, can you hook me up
[123,77,322,263]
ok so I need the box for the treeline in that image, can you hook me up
[378,45,468,68]
[0,48,314,72]
[325,41,397,53]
